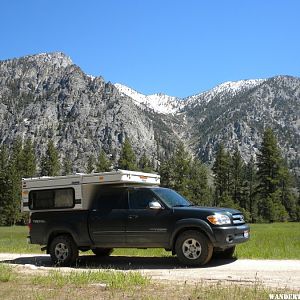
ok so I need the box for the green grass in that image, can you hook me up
[0,226,40,253]
[31,270,149,289]
[0,264,16,282]
[236,222,300,259]
[113,247,172,257]
[0,223,299,259]
[0,268,297,300]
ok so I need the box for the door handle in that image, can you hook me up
[128,215,138,219]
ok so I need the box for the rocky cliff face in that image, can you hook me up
[183,76,300,174]
[0,52,180,171]
[0,52,299,173]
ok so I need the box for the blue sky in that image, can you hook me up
[1,0,300,97]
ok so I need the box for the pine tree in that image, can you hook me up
[161,143,191,197]
[8,138,27,225]
[172,144,192,197]
[11,137,23,175]
[86,155,95,173]
[256,128,294,221]
[278,161,297,220]
[256,128,282,199]
[212,144,231,206]
[0,145,10,225]
[0,139,25,225]
[40,140,60,176]
[188,158,212,206]
[242,156,258,222]
[139,152,153,173]
[230,146,244,207]
[22,139,36,178]
[160,143,211,205]
[0,144,9,171]
[62,156,73,175]
[118,138,137,171]
[96,149,111,172]
[6,161,21,225]
[160,158,175,188]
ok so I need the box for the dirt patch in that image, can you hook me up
[1,253,299,289]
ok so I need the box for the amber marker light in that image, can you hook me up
[207,214,231,225]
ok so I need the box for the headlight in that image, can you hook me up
[207,214,231,225]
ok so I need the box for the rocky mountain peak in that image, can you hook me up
[23,52,73,68]
[114,83,182,114]
[185,78,267,106]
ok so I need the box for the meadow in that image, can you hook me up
[0,223,299,299]
[0,263,296,300]
[0,223,299,259]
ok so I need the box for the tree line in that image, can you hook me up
[0,128,299,225]
[212,129,299,222]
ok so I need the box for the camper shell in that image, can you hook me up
[22,170,160,212]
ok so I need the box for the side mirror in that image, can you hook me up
[149,201,163,210]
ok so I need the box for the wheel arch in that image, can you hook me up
[46,230,77,253]
[171,219,215,251]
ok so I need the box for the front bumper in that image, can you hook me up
[212,224,250,248]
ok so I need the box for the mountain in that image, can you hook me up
[0,52,181,171]
[183,76,300,171]
[114,83,182,114]
[0,52,299,175]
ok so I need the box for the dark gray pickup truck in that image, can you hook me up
[28,185,250,266]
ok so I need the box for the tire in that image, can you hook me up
[49,234,78,266]
[92,248,113,257]
[175,230,213,266]
[213,246,236,259]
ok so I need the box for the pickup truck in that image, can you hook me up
[27,181,250,266]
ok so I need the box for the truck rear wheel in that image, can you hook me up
[49,235,78,266]
[92,248,113,256]
[175,230,213,266]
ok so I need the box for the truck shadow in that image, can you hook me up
[2,255,237,270]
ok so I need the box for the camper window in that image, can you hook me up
[29,188,75,210]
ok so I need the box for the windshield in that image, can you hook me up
[152,188,191,208]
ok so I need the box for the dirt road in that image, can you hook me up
[1,253,299,290]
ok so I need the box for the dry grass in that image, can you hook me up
[0,264,297,300]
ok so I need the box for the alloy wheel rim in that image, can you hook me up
[54,243,69,261]
[182,238,202,260]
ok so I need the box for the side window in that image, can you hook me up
[94,188,128,211]
[129,189,157,209]
[29,188,74,210]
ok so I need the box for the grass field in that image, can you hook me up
[236,222,300,259]
[0,223,299,259]
[0,224,299,299]
[0,264,296,300]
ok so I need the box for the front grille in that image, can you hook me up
[232,214,245,225]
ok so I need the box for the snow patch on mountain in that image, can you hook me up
[114,83,182,114]
[214,79,266,93]
[186,79,267,105]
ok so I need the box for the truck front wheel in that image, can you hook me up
[49,235,78,266]
[175,230,213,266]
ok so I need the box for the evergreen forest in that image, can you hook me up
[0,129,299,226]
